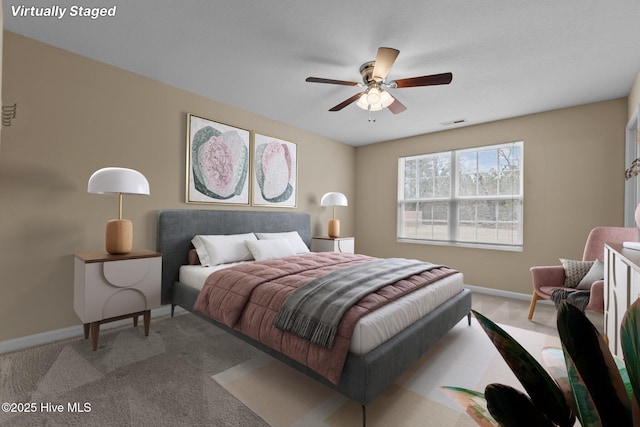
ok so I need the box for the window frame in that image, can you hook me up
[397,141,524,252]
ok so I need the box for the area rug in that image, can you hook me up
[0,313,270,427]
[213,318,561,427]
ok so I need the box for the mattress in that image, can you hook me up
[179,258,464,354]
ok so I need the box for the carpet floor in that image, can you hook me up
[0,313,269,426]
[0,292,580,426]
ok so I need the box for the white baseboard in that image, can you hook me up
[0,305,185,354]
[464,284,553,305]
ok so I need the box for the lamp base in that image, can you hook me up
[105,219,133,254]
[328,219,340,238]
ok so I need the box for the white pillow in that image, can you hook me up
[191,233,257,266]
[577,259,605,290]
[246,239,296,261]
[255,231,309,254]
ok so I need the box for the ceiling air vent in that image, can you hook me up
[440,119,467,126]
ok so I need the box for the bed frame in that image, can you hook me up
[157,209,472,409]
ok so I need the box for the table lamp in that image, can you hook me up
[320,192,348,238]
[88,167,150,254]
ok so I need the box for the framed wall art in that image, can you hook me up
[186,113,251,205]
[252,133,297,207]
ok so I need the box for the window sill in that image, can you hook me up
[397,237,523,252]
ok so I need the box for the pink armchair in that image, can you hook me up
[528,226,637,320]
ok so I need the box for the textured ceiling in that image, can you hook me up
[4,1,640,146]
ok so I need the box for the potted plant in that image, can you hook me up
[441,299,640,426]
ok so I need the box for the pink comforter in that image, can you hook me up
[193,252,458,384]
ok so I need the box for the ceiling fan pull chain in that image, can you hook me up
[368,105,376,123]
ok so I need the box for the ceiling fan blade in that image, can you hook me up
[393,72,453,88]
[306,77,360,86]
[387,95,407,114]
[329,92,364,111]
[372,47,400,82]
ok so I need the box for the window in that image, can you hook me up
[398,141,523,251]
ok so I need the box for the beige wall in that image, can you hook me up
[355,99,628,294]
[629,71,640,119]
[0,30,632,342]
[0,32,355,341]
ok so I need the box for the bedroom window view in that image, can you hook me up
[398,141,523,250]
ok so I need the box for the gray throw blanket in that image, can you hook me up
[551,288,590,312]
[274,258,443,349]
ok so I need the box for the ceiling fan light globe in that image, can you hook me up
[356,88,393,111]
[379,90,394,108]
[366,88,381,105]
[356,97,383,111]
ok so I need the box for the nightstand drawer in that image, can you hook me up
[74,254,161,323]
[311,237,355,253]
[103,258,152,287]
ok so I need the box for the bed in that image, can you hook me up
[157,209,471,410]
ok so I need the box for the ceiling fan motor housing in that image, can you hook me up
[359,61,378,85]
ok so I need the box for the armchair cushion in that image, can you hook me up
[559,258,594,288]
[530,265,565,298]
[576,260,604,290]
[585,280,605,312]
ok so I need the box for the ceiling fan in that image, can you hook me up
[306,47,453,115]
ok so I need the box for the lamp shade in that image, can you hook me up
[320,192,348,207]
[320,192,347,238]
[88,167,150,195]
[87,167,149,255]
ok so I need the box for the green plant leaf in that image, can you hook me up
[472,310,574,427]
[620,298,640,420]
[557,301,632,426]
[613,355,634,402]
[440,386,498,427]
[562,343,601,427]
[541,347,576,416]
[559,350,633,405]
[484,383,555,427]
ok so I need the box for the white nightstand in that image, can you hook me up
[311,237,355,254]
[74,249,161,350]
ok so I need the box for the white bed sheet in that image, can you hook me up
[179,261,464,355]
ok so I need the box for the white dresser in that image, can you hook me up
[604,244,640,356]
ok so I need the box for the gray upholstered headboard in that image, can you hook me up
[156,209,311,305]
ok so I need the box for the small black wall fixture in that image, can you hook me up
[2,103,17,127]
